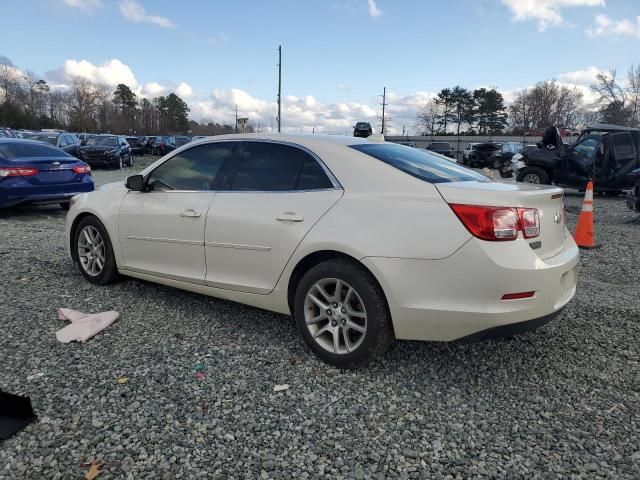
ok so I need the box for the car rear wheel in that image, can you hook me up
[517,167,549,184]
[294,259,393,368]
[73,216,120,285]
[127,153,133,167]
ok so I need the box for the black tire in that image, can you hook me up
[59,202,70,211]
[128,153,133,167]
[294,258,394,368]
[492,159,500,169]
[516,167,549,185]
[72,216,120,285]
[499,170,513,179]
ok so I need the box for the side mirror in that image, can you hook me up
[125,175,145,191]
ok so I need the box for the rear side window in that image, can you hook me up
[350,143,488,184]
[0,142,73,159]
[147,142,235,191]
[611,133,636,158]
[230,142,333,191]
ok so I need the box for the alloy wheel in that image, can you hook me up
[77,225,106,276]
[523,173,541,184]
[304,278,367,355]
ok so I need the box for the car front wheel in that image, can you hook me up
[517,167,549,184]
[73,216,120,285]
[294,259,394,368]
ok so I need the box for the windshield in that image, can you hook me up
[350,143,489,184]
[175,137,190,147]
[26,134,58,145]
[87,136,118,146]
[356,123,370,128]
[431,143,451,148]
[0,142,73,159]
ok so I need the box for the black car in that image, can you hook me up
[142,136,157,154]
[126,136,144,156]
[76,135,133,169]
[24,132,82,157]
[153,135,191,156]
[353,122,372,138]
[516,124,640,193]
[426,141,455,158]
[462,142,502,169]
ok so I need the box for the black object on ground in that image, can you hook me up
[0,391,36,442]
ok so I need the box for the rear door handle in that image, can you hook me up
[180,209,201,218]
[276,212,304,222]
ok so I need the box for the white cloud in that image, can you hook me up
[586,14,640,37]
[500,0,604,30]
[118,0,174,28]
[62,0,102,11]
[175,82,193,98]
[207,33,228,46]
[141,82,166,97]
[558,66,602,85]
[367,0,383,18]
[54,59,139,88]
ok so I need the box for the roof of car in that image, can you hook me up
[0,137,59,145]
[195,133,372,147]
[586,123,640,133]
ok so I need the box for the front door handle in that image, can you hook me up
[180,209,201,218]
[276,212,304,222]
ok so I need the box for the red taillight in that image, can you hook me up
[0,167,38,177]
[449,204,540,241]
[72,165,91,175]
[501,291,536,300]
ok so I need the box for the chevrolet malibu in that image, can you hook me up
[65,134,579,367]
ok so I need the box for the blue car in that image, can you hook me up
[0,138,94,209]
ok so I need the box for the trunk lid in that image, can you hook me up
[14,156,81,184]
[436,181,568,259]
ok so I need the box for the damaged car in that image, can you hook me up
[514,124,640,193]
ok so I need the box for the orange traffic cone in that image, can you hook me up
[574,180,599,249]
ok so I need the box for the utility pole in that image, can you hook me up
[277,45,282,133]
[235,105,238,133]
[380,86,387,135]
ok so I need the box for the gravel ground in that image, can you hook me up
[1,159,639,479]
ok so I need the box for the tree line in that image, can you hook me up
[0,56,240,136]
[417,66,640,136]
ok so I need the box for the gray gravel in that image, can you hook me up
[1,160,639,479]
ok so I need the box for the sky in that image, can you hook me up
[1,0,640,134]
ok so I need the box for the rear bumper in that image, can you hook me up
[0,181,94,208]
[362,233,579,341]
[457,308,562,342]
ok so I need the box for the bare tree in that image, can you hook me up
[416,99,441,136]
[508,81,584,132]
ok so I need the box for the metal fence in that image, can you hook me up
[386,135,579,161]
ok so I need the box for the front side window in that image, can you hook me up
[230,142,333,191]
[573,138,599,159]
[351,143,489,184]
[147,142,235,191]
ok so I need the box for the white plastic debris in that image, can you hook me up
[56,308,119,343]
[273,384,289,392]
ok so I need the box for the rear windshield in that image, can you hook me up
[0,142,72,159]
[356,123,371,128]
[26,134,58,145]
[175,137,190,147]
[350,143,489,184]
[431,143,451,148]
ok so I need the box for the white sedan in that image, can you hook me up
[66,134,579,368]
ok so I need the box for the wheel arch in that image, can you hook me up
[286,250,393,335]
